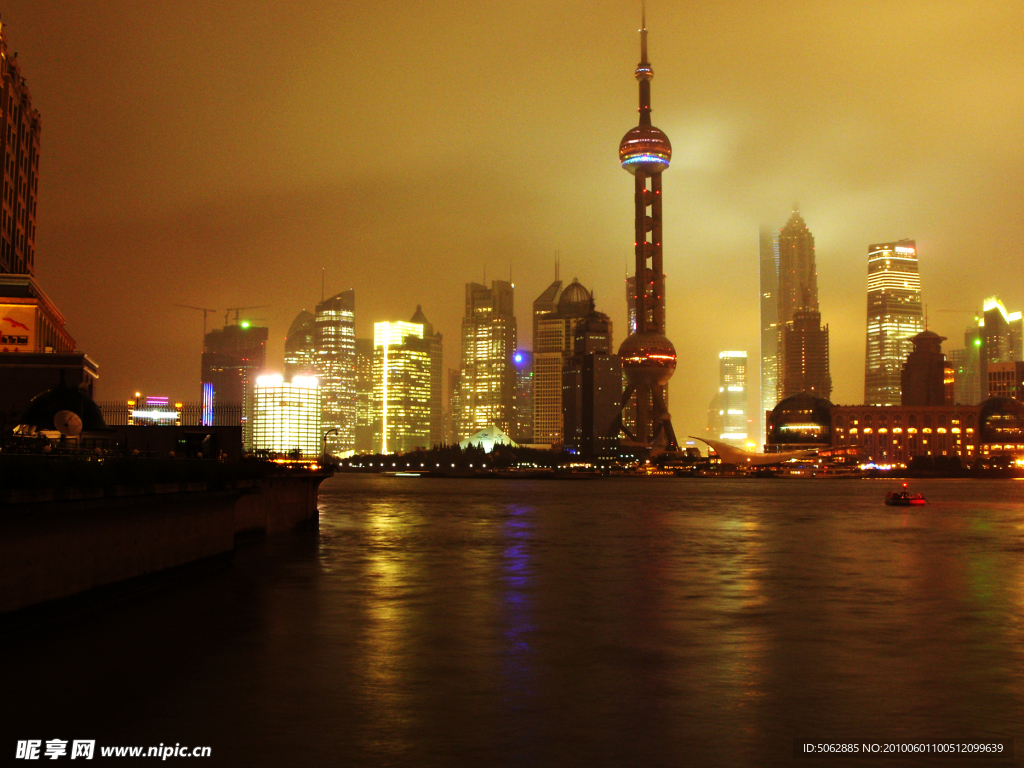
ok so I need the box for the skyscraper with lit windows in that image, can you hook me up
[458,280,516,439]
[373,320,431,454]
[759,226,780,443]
[864,240,923,405]
[252,374,321,459]
[315,289,356,456]
[706,351,748,446]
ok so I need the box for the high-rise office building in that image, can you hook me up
[0,25,41,278]
[563,308,621,461]
[201,321,268,446]
[354,337,374,454]
[373,321,431,454]
[533,278,594,446]
[252,374,321,458]
[512,350,534,444]
[987,361,1024,402]
[759,227,780,443]
[315,289,356,456]
[283,310,316,379]
[774,208,830,402]
[611,11,678,451]
[782,308,831,400]
[446,368,462,444]
[864,240,924,405]
[458,280,516,439]
[410,305,444,448]
[706,351,748,446]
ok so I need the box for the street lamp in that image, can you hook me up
[322,428,339,464]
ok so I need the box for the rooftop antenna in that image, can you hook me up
[321,268,325,303]
[555,251,561,282]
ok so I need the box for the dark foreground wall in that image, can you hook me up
[0,473,328,615]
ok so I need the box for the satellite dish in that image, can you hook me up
[54,410,83,437]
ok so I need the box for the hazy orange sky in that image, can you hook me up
[6,0,1024,440]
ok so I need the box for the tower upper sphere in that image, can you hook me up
[619,125,672,175]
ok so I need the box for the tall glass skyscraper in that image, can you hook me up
[758,226,779,445]
[373,321,431,454]
[707,351,748,446]
[864,240,923,405]
[315,289,356,456]
[458,281,516,439]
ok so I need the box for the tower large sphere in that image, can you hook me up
[619,331,676,386]
[619,125,672,175]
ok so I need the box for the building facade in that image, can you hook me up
[563,310,621,462]
[283,310,316,379]
[373,321,431,454]
[781,307,831,400]
[458,280,516,439]
[707,351,748,447]
[315,289,356,456]
[410,305,444,448]
[354,337,374,454]
[864,240,924,405]
[512,349,534,444]
[201,321,268,445]
[252,375,321,458]
[900,330,951,407]
[533,279,594,446]
[0,25,41,278]
[759,226,780,444]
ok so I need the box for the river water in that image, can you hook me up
[5,476,1024,766]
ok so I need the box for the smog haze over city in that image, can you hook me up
[7,0,1023,436]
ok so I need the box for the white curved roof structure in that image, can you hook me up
[690,436,817,466]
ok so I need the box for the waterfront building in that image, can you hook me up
[283,310,316,379]
[900,330,951,407]
[410,305,444,448]
[759,226,780,443]
[864,240,924,405]
[458,280,516,439]
[445,368,461,444]
[315,289,356,457]
[533,279,594,446]
[611,10,679,451]
[768,393,1024,464]
[706,351,748,447]
[373,320,431,454]
[562,308,620,461]
[354,337,374,454]
[781,308,831,400]
[987,361,1024,402]
[252,375,321,459]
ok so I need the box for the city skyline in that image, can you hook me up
[4,1,1023,440]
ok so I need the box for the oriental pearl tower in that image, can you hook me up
[612,5,679,452]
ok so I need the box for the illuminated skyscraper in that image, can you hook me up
[458,280,516,439]
[354,337,374,453]
[410,305,444,448]
[864,240,924,405]
[782,308,831,400]
[315,289,356,456]
[706,351,748,446]
[759,226,780,443]
[373,321,431,454]
[533,278,594,446]
[611,10,678,451]
[775,208,830,403]
[252,374,321,458]
[283,310,316,379]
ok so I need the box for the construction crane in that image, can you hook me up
[174,304,218,337]
[224,305,270,326]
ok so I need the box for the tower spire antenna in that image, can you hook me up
[640,0,648,64]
